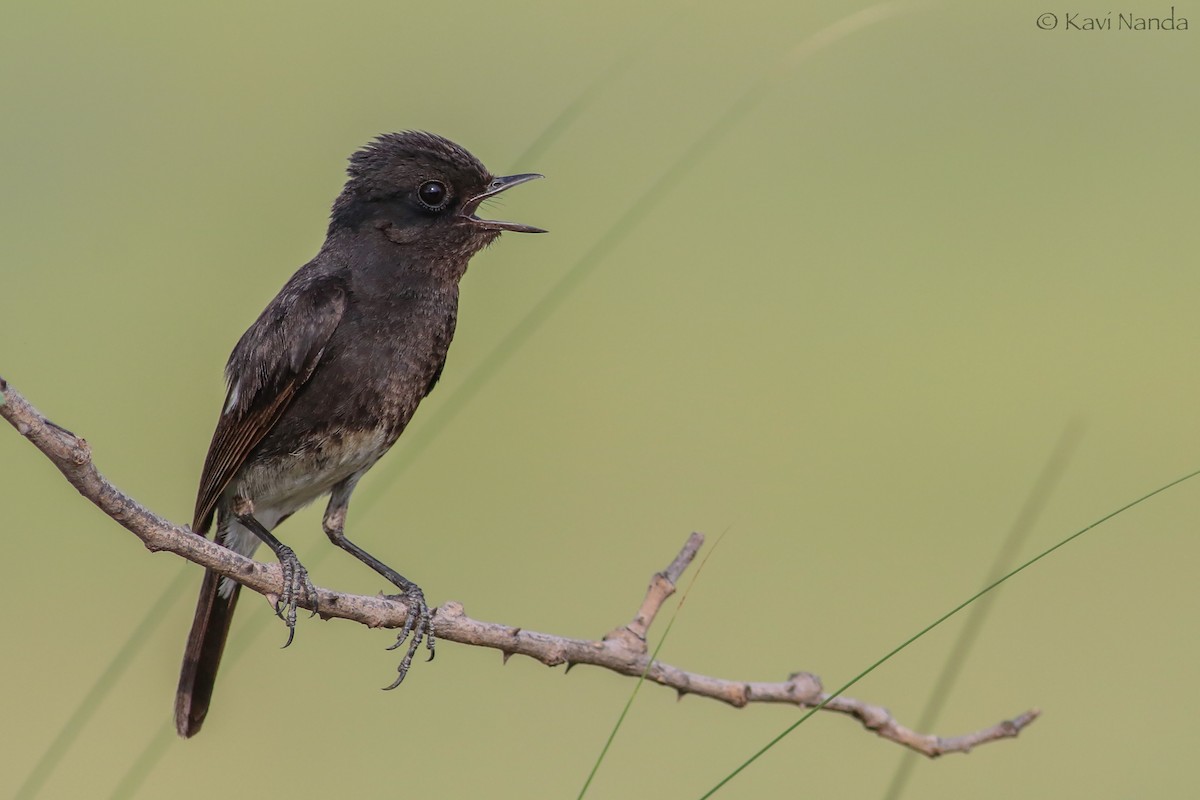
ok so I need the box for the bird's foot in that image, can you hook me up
[381,584,435,689]
[273,544,318,648]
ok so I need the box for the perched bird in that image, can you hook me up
[175,131,543,738]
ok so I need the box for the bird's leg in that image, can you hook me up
[323,482,435,689]
[232,498,317,648]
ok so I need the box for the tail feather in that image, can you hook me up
[175,569,240,738]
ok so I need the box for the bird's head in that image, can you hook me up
[328,131,544,261]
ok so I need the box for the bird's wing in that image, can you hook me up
[191,271,348,533]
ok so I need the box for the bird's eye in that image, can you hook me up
[417,180,449,211]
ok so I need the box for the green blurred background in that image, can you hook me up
[3,0,1197,797]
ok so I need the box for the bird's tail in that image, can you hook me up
[175,568,241,738]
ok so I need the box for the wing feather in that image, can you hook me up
[191,270,347,533]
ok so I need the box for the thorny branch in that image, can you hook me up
[0,376,1039,757]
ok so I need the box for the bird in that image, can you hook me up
[175,131,544,738]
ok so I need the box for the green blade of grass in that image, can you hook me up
[698,464,1200,799]
[575,588,686,800]
[880,420,1083,800]
[12,567,191,800]
[578,529,728,799]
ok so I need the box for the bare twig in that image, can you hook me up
[0,376,1038,757]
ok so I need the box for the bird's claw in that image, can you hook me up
[274,545,318,648]
[381,585,435,689]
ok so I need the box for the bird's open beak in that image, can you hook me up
[461,173,546,233]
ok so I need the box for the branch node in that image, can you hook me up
[786,671,823,702]
[602,625,646,653]
[435,600,464,623]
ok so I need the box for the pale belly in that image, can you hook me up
[216,425,392,572]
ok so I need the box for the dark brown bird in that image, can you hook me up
[175,131,543,738]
